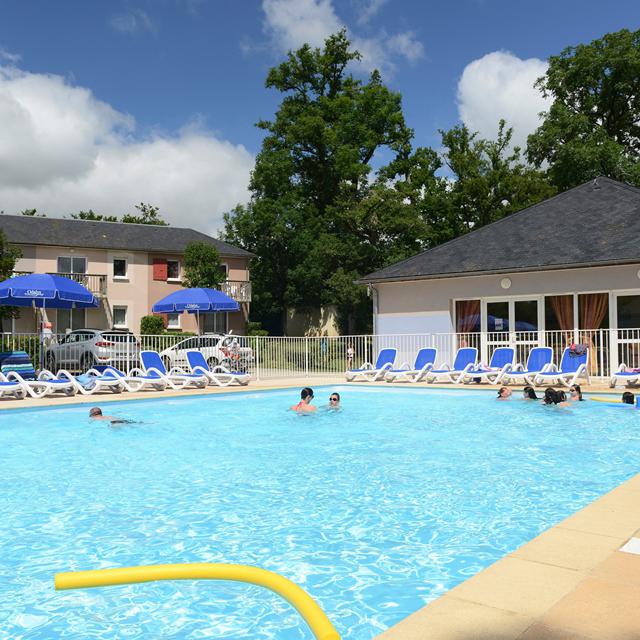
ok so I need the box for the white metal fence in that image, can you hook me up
[2,329,640,381]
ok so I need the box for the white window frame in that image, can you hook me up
[112,257,128,281]
[57,256,87,275]
[112,305,128,329]
[167,312,181,329]
[57,308,86,332]
[167,259,181,282]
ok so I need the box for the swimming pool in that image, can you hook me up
[1,387,639,639]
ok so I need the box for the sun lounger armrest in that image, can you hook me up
[212,365,233,374]
[168,366,189,376]
[38,369,63,381]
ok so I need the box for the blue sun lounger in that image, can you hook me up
[345,348,396,382]
[497,347,553,385]
[534,347,589,387]
[186,350,250,386]
[458,346,515,384]
[138,351,208,390]
[384,347,437,383]
[425,347,478,383]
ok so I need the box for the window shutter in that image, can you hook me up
[153,258,168,280]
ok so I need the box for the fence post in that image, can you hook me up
[255,336,261,381]
[304,337,309,376]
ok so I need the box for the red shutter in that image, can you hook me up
[161,313,168,328]
[153,258,168,280]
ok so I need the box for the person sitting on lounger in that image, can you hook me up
[290,387,317,413]
[497,387,512,400]
[522,386,538,400]
[622,391,635,405]
[569,385,584,401]
[89,407,133,424]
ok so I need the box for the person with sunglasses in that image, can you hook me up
[290,387,317,413]
[327,392,341,410]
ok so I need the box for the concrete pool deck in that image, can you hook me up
[1,377,639,639]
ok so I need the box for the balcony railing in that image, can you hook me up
[220,280,252,303]
[11,271,107,296]
[11,271,250,303]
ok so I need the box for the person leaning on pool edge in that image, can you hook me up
[290,387,317,413]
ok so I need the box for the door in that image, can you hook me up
[483,298,541,365]
[57,257,87,286]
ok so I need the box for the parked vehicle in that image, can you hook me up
[159,334,253,372]
[45,330,140,372]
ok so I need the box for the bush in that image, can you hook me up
[140,315,165,334]
[246,321,269,336]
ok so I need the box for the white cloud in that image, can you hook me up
[0,64,253,234]
[457,51,551,151]
[261,0,423,74]
[110,9,155,35]
[0,48,21,64]
[355,0,388,25]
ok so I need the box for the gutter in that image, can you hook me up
[356,257,640,285]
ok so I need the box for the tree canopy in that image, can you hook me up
[0,228,21,322]
[527,28,640,189]
[182,241,226,289]
[224,31,429,333]
[224,32,557,334]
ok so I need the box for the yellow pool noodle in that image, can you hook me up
[55,563,340,640]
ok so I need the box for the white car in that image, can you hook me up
[159,334,253,372]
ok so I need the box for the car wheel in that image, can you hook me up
[80,352,95,371]
[162,355,172,370]
[206,357,219,370]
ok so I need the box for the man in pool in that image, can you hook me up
[497,387,512,400]
[89,407,132,424]
[290,387,317,413]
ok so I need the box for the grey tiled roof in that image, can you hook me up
[359,177,640,283]
[0,215,253,258]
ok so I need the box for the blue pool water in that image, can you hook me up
[1,387,640,639]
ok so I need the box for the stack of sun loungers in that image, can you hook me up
[0,348,252,402]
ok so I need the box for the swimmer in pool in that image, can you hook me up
[89,407,133,424]
[290,387,317,413]
[522,386,538,400]
[622,391,635,405]
[327,392,341,410]
[497,387,512,400]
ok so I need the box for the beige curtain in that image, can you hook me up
[579,293,608,329]
[456,300,480,333]
[579,293,608,375]
[456,299,480,349]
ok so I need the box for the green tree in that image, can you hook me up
[0,228,22,323]
[182,241,226,289]
[223,31,427,333]
[527,28,640,189]
[20,208,45,217]
[423,121,555,245]
[121,202,168,225]
[70,209,118,222]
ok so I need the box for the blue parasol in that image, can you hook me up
[152,288,239,313]
[0,273,98,309]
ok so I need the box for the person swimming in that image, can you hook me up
[542,388,569,407]
[327,392,341,410]
[290,387,317,413]
[89,407,134,424]
[622,391,635,405]
[522,386,538,400]
[497,387,512,400]
[569,385,584,401]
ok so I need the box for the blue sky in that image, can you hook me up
[0,0,637,232]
